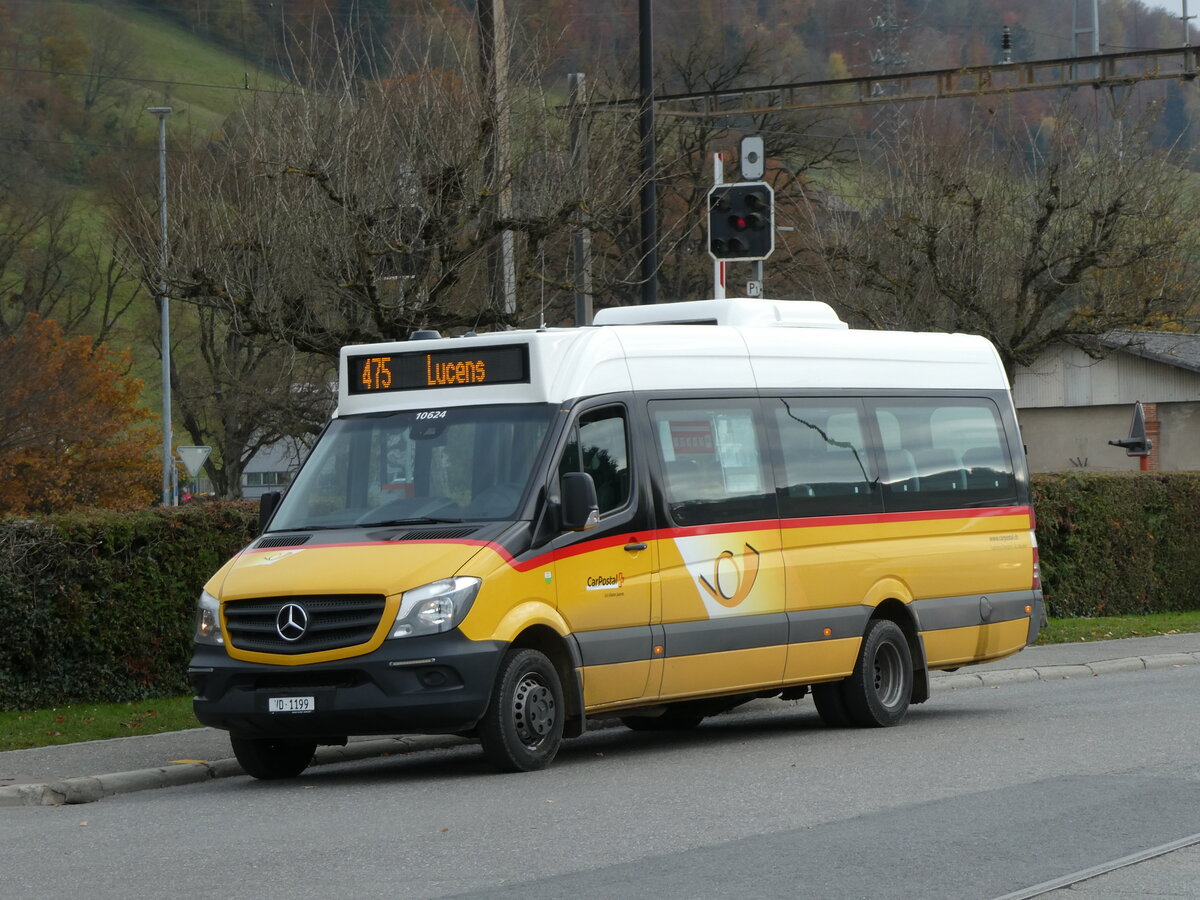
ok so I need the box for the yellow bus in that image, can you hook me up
[189,299,1044,778]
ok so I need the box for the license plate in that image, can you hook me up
[268,696,315,713]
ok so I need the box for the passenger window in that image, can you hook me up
[557,407,630,516]
[771,400,881,517]
[650,400,775,526]
[872,400,1016,510]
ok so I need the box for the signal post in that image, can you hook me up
[708,136,774,297]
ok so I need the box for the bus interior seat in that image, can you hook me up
[962,446,1008,490]
[883,448,920,493]
[913,447,967,492]
[809,446,870,496]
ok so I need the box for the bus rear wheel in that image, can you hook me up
[811,682,853,728]
[842,619,913,727]
[478,648,565,772]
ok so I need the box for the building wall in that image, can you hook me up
[1015,343,1200,408]
[1015,343,1200,473]
[1016,404,1196,473]
[242,439,309,500]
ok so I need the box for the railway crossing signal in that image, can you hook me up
[707,182,774,262]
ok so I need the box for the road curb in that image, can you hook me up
[4,650,1197,808]
[930,652,1200,692]
[0,734,468,808]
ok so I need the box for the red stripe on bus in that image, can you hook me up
[244,505,1034,576]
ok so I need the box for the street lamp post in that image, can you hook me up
[146,106,174,506]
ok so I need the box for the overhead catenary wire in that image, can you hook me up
[0,64,297,95]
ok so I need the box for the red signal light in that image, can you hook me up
[707,181,774,260]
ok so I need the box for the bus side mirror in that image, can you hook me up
[259,491,282,533]
[560,472,600,531]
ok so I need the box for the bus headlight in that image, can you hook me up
[194,590,225,645]
[389,577,481,639]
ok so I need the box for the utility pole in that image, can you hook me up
[638,0,658,305]
[477,0,516,321]
[1073,0,1101,79]
[147,106,174,507]
[870,0,908,141]
[568,73,592,326]
[712,152,725,300]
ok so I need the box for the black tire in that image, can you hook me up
[842,619,913,727]
[811,682,853,728]
[231,736,316,780]
[478,648,565,772]
[620,712,704,731]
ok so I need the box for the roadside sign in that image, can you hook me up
[1107,402,1152,457]
[177,446,212,477]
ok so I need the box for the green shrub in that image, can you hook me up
[4,472,1200,709]
[1032,472,1200,617]
[0,504,257,711]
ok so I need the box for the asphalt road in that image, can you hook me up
[2,641,1199,899]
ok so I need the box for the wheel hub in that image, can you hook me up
[513,673,556,746]
[872,642,904,708]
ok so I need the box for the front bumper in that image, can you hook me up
[189,631,505,740]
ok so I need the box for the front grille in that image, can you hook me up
[224,594,386,655]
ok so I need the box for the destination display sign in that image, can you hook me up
[347,344,530,394]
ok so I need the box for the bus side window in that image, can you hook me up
[872,400,1015,510]
[559,407,630,516]
[651,399,775,526]
[772,400,880,518]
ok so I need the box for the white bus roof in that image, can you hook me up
[337,300,1008,415]
[593,298,849,329]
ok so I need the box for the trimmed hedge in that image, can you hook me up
[1033,471,1200,618]
[0,503,257,711]
[3,472,1200,710]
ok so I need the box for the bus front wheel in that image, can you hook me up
[478,648,565,772]
[230,736,316,780]
[842,619,913,727]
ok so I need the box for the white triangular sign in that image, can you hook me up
[177,446,212,477]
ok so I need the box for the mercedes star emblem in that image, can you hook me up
[275,603,309,642]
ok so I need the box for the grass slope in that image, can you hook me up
[69,1,284,141]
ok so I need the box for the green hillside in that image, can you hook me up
[67,1,282,142]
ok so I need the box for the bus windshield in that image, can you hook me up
[270,404,556,531]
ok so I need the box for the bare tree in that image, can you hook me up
[0,175,139,345]
[80,6,144,113]
[575,35,853,309]
[170,306,333,499]
[808,101,1200,377]
[113,21,641,356]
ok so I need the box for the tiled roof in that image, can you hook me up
[1100,330,1200,375]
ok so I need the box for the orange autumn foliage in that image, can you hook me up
[0,315,159,514]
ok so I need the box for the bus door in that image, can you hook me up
[549,403,655,707]
[865,397,1028,663]
[768,397,883,683]
[648,398,787,699]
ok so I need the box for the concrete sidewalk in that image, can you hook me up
[3,633,1199,808]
